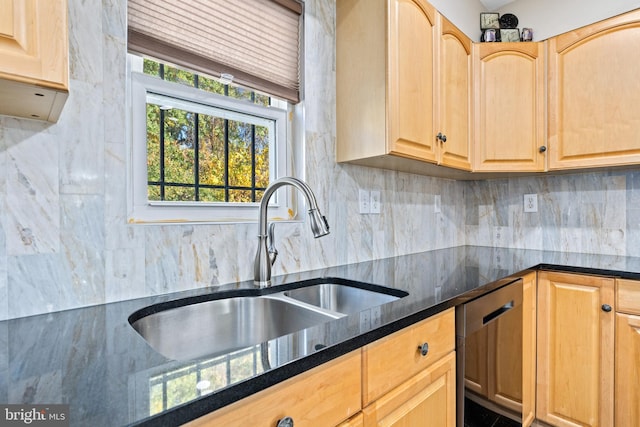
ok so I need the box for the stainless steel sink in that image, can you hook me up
[130,281,408,361]
[283,283,401,315]
[130,296,337,361]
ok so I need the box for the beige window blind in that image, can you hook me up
[128,0,303,103]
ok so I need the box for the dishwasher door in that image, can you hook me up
[456,279,523,427]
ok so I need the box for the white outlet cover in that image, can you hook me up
[434,195,441,213]
[524,194,538,213]
[370,190,381,214]
[359,189,370,214]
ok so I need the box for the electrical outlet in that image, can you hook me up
[370,190,381,214]
[524,194,538,213]
[434,195,441,213]
[359,189,370,214]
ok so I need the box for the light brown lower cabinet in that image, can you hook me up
[536,271,614,427]
[615,279,640,427]
[362,351,456,427]
[184,350,362,427]
[336,412,364,427]
[361,308,456,427]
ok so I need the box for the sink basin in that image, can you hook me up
[130,296,337,361]
[284,283,403,315]
[130,280,409,361]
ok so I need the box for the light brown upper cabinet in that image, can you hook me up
[473,42,546,172]
[0,0,69,122]
[548,10,640,170]
[336,0,472,174]
[437,17,473,171]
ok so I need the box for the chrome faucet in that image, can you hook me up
[254,177,330,287]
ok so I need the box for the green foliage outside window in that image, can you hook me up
[144,59,272,203]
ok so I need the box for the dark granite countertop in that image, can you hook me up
[2,245,640,426]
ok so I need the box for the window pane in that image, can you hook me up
[164,65,195,87]
[228,121,253,188]
[228,85,253,102]
[254,93,270,106]
[165,186,195,202]
[199,188,225,202]
[143,58,160,77]
[149,382,163,415]
[148,185,161,201]
[146,104,161,201]
[255,125,270,189]
[198,115,225,187]
[163,108,195,185]
[229,189,252,202]
[198,75,226,95]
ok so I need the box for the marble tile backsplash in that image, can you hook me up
[0,0,639,320]
[465,171,640,257]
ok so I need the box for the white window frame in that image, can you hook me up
[126,55,298,224]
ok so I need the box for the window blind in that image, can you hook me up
[128,0,303,103]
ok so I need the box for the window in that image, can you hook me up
[128,56,296,223]
[126,0,303,224]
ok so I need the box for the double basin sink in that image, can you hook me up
[130,280,408,361]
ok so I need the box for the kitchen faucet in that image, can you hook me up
[254,177,330,287]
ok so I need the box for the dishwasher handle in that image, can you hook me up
[482,300,515,324]
[463,280,523,336]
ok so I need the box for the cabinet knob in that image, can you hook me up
[276,416,294,427]
[539,146,547,153]
[601,304,612,312]
[436,132,447,143]
[418,342,429,357]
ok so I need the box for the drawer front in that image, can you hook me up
[362,308,455,405]
[617,279,640,315]
[185,351,361,427]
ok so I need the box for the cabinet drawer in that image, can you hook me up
[617,279,640,315]
[185,351,361,427]
[362,308,455,405]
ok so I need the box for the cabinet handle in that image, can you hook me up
[418,342,429,356]
[436,132,447,143]
[276,416,294,427]
[601,304,612,312]
[539,146,547,153]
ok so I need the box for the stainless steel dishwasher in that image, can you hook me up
[456,279,523,427]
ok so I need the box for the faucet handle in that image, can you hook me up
[268,222,278,265]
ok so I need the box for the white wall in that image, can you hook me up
[429,0,487,41]
[430,0,640,41]
[497,0,640,40]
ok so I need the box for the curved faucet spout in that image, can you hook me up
[254,177,330,287]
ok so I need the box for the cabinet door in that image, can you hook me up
[615,313,640,427]
[362,351,456,427]
[362,308,455,406]
[473,43,545,172]
[537,272,614,427]
[0,0,68,88]
[548,10,640,170]
[387,0,438,163]
[0,0,68,121]
[184,351,361,427]
[437,17,472,171]
[337,413,364,427]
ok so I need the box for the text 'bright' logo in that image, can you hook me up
[0,405,68,426]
